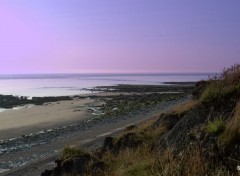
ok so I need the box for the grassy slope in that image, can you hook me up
[44,64,240,176]
[97,64,240,176]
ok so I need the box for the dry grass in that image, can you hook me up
[171,99,198,115]
[101,116,170,176]
[219,101,240,148]
[152,146,232,176]
[103,146,155,176]
[201,64,240,104]
[154,147,207,176]
[125,118,157,133]
[101,100,200,176]
[200,81,239,104]
[221,63,240,85]
[209,63,240,85]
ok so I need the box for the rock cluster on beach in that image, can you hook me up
[0,95,72,109]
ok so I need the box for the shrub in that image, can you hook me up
[221,63,240,84]
[61,146,86,160]
[208,63,240,84]
[205,117,225,135]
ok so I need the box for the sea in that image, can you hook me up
[0,73,210,97]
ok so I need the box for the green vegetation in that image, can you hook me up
[200,64,240,104]
[61,146,86,160]
[205,117,225,135]
[200,81,240,104]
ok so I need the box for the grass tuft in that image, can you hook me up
[205,117,225,135]
[219,101,240,149]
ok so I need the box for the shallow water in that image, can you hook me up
[0,73,209,97]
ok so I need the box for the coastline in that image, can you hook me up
[1,96,190,176]
[0,84,194,175]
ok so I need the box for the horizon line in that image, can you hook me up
[0,72,217,75]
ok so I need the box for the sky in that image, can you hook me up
[0,0,239,74]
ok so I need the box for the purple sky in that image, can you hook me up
[0,0,239,74]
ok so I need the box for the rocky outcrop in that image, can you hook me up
[0,94,72,109]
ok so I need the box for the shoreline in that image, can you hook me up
[0,83,194,139]
[1,96,190,176]
[0,83,196,109]
[0,83,194,175]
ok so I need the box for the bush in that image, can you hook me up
[206,117,225,135]
[61,146,86,160]
[221,63,240,84]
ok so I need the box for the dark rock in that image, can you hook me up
[154,113,180,130]
[156,105,208,152]
[62,159,73,173]
[70,154,92,174]
[55,159,62,169]
[41,169,53,176]
[0,94,72,109]
[102,137,114,151]
[115,133,142,151]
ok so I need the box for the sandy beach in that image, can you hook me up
[0,97,102,139]
[0,91,174,140]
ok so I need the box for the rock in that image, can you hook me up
[41,169,53,176]
[102,137,114,151]
[62,159,74,173]
[115,133,142,151]
[154,113,180,130]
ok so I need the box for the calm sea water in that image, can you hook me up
[0,73,210,97]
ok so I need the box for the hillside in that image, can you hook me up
[42,64,240,176]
